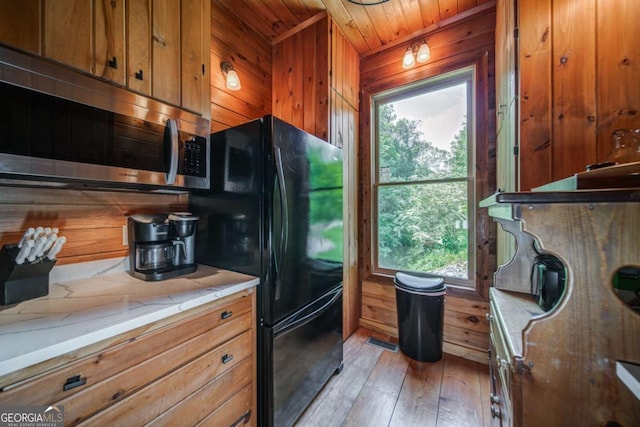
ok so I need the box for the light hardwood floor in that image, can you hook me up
[296,327,491,427]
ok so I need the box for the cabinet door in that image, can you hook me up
[181,0,205,115]
[152,0,180,106]
[0,0,40,54]
[43,0,92,74]
[127,0,151,95]
[94,0,125,85]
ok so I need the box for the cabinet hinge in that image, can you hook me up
[513,145,519,156]
[514,27,519,39]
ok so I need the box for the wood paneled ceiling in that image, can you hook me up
[218,0,495,57]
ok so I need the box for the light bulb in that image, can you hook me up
[416,42,430,63]
[402,47,415,69]
[226,69,241,91]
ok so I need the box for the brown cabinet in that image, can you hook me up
[0,290,256,426]
[0,0,210,116]
[481,190,640,426]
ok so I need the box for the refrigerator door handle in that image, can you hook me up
[274,286,342,336]
[274,146,289,301]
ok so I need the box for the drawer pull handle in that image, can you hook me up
[63,375,86,391]
[108,56,118,69]
[222,353,234,364]
[221,310,233,320]
[490,393,500,404]
[485,313,493,321]
[135,69,144,80]
[230,410,251,427]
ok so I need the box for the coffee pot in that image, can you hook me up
[127,212,199,281]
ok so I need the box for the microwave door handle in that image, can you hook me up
[164,118,179,185]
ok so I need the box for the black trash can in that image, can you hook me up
[394,272,446,362]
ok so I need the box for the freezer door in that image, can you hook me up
[264,285,343,427]
[191,118,265,277]
[269,117,344,324]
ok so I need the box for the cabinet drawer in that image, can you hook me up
[77,329,252,426]
[0,295,251,408]
[196,384,253,427]
[59,311,252,425]
[147,357,252,426]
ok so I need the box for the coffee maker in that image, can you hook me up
[127,212,199,281]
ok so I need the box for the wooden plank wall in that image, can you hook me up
[360,280,490,364]
[519,0,640,190]
[359,7,497,363]
[272,14,331,141]
[0,186,187,265]
[210,1,272,132]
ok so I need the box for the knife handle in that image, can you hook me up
[34,226,44,239]
[47,236,66,261]
[27,236,47,262]
[15,240,34,265]
[41,235,57,255]
[18,227,35,249]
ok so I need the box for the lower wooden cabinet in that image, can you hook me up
[0,289,256,427]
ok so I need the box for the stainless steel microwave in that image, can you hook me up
[0,47,209,191]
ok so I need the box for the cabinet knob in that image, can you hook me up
[491,405,502,419]
[490,393,501,404]
[498,357,509,369]
[485,313,494,322]
[134,69,144,80]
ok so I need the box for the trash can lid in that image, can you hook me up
[394,272,446,294]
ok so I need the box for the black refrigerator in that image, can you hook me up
[190,115,344,427]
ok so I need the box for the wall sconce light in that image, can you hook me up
[402,41,431,69]
[221,61,241,91]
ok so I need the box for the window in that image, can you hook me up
[372,67,475,287]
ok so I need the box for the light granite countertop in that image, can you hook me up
[0,258,259,378]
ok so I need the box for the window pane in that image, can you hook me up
[377,181,469,279]
[378,83,468,183]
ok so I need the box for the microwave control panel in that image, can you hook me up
[180,134,207,177]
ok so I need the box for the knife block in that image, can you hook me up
[0,244,56,306]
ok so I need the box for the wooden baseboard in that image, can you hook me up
[359,318,398,338]
[443,342,489,365]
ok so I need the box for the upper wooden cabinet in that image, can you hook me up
[0,0,210,117]
[43,0,93,75]
[180,0,210,118]
[126,0,151,95]
[0,1,40,55]
[497,0,640,191]
[95,0,126,85]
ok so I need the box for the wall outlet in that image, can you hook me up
[122,225,128,246]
